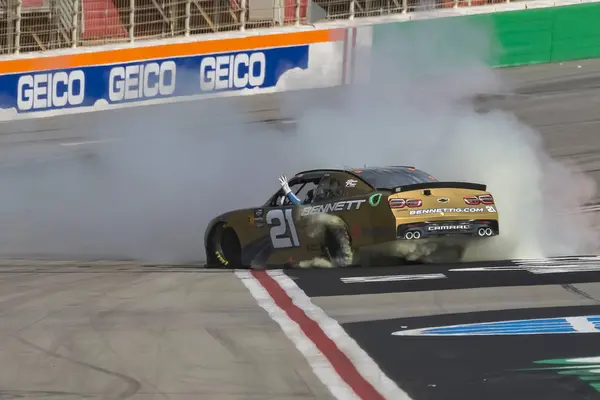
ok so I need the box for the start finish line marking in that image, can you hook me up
[236,269,413,400]
[336,256,600,283]
[341,273,447,283]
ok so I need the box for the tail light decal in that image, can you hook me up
[406,199,423,208]
[464,194,494,205]
[389,198,406,208]
[389,198,422,208]
[464,196,480,205]
[478,194,494,204]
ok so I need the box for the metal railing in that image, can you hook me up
[0,0,526,55]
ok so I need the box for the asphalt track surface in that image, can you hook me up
[2,59,600,399]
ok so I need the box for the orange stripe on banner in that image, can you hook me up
[0,28,344,76]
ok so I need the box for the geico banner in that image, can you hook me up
[0,46,309,113]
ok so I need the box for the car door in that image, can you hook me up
[246,179,313,266]
[290,175,349,260]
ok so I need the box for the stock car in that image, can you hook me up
[204,166,500,268]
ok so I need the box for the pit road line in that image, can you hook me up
[236,269,411,400]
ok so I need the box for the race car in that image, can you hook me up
[204,166,499,269]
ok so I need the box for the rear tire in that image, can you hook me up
[323,225,353,268]
[207,223,245,268]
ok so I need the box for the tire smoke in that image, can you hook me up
[282,19,599,261]
[0,18,596,263]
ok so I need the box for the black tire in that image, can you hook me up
[207,223,245,268]
[323,225,353,268]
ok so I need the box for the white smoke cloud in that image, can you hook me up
[0,16,595,263]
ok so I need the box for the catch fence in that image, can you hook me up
[0,0,526,54]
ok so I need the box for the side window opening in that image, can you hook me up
[295,181,318,203]
[270,179,319,206]
[327,178,344,198]
[313,177,344,203]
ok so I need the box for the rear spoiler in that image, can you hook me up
[385,181,487,193]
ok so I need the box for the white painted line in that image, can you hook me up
[566,317,598,333]
[235,270,359,400]
[449,266,522,272]
[60,139,118,147]
[236,269,412,400]
[341,273,447,283]
[269,270,411,400]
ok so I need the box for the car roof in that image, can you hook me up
[295,166,418,176]
[293,166,434,189]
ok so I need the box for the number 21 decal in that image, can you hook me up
[266,209,300,248]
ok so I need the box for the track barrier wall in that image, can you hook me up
[372,1,600,67]
[0,27,372,118]
[0,0,599,118]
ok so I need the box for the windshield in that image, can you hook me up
[357,168,437,189]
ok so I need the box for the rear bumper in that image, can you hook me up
[397,220,499,240]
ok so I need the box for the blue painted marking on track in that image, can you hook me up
[424,326,575,335]
[394,315,600,336]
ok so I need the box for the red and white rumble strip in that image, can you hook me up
[236,269,413,400]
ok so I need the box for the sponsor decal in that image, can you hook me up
[215,251,228,266]
[200,52,266,91]
[485,205,497,213]
[392,315,600,336]
[300,199,366,217]
[518,356,600,392]
[108,61,176,102]
[18,70,86,111]
[409,207,483,215]
[345,179,358,187]
[341,273,447,284]
[252,209,265,227]
[437,197,449,203]
[5,46,309,113]
[427,224,470,231]
[369,193,382,207]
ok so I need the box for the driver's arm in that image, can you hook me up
[279,175,301,205]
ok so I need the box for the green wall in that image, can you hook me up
[373,2,600,67]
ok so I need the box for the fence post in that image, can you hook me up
[72,0,79,48]
[129,0,135,42]
[295,0,300,25]
[184,0,190,36]
[279,0,284,25]
[14,0,22,54]
[240,0,246,31]
[349,0,355,19]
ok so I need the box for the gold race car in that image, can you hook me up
[204,166,499,268]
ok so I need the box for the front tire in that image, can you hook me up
[207,223,245,268]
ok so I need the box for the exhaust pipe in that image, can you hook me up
[404,230,421,240]
[478,227,494,237]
